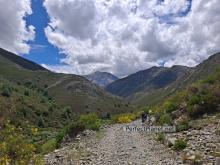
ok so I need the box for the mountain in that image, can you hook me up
[106,66,190,97]
[106,52,220,107]
[84,71,118,87]
[0,48,133,117]
[0,48,46,71]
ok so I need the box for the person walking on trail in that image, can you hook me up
[141,112,148,123]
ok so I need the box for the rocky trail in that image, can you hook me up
[45,120,182,165]
[45,116,220,165]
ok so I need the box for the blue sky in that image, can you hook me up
[0,0,219,77]
[24,0,62,66]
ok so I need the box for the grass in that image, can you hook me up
[174,139,187,151]
[156,133,165,143]
[41,138,57,154]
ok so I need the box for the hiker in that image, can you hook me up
[141,112,148,123]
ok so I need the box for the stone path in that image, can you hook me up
[45,120,182,165]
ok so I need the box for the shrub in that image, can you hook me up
[37,116,45,128]
[0,122,42,164]
[118,115,132,123]
[1,85,12,97]
[66,122,85,137]
[164,100,178,113]
[159,113,172,125]
[201,76,215,84]
[55,131,66,148]
[54,121,85,148]
[174,139,187,151]
[41,138,57,154]
[157,133,165,143]
[112,113,140,124]
[188,95,200,106]
[24,90,30,96]
[24,81,32,87]
[177,120,191,132]
[79,113,101,130]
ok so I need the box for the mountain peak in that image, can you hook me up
[84,71,118,87]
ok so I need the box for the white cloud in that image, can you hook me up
[44,0,220,77]
[0,0,35,54]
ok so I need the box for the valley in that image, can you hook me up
[0,48,220,164]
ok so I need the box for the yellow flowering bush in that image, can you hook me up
[0,122,43,165]
[31,127,38,135]
[113,112,141,123]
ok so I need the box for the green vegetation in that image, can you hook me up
[156,133,165,143]
[79,113,101,130]
[112,111,141,123]
[158,113,172,125]
[0,122,43,165]
[174,139,187,151]
[150,66,220,125]
[1,85,12,97]
[176,119,191,132]
[40,138,57,154]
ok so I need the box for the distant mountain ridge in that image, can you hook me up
[106,65,191,97]
[106,52,220,107]
[84,71,118,87]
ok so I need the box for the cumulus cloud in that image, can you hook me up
[44,0,220,77]
[0,0,35,54]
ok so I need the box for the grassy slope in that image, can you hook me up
[133,53,220,108]
[150,65,220,125]
[0,48,135,156]
[0,50,133,116]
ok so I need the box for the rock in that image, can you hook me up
[216,157,220,164]
[166,137,177,147]
[187,155,196,161]
[207,163,213,165]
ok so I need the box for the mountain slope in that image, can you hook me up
[0,48,46,71]
[106,52,220,107]
[84,71,118,87]
[106,65,191,97]
[0,48,133,116]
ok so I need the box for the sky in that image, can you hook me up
[0,0,220,77]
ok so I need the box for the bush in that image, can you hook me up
[177,120,191,132]
[159,114,172,125]
[66,121,85,137]
[112,112,140,124]
[174,139,187,151]
[37,115,45,128]
[157,133,165,143]
[164,100,178,113]
[79,113,101,130]
[41,138,57,154]
[55,131,66,148]
[188,95,200,106]
[0,122,43,164]
[1,85,12,97]
[54,121,85,148]
[118,115,132,123]
[24,90,30,96]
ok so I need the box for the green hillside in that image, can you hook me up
[149,65,220,125]
[0,48,134,163]
[0,48,133,116]
[131,53,220,108]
